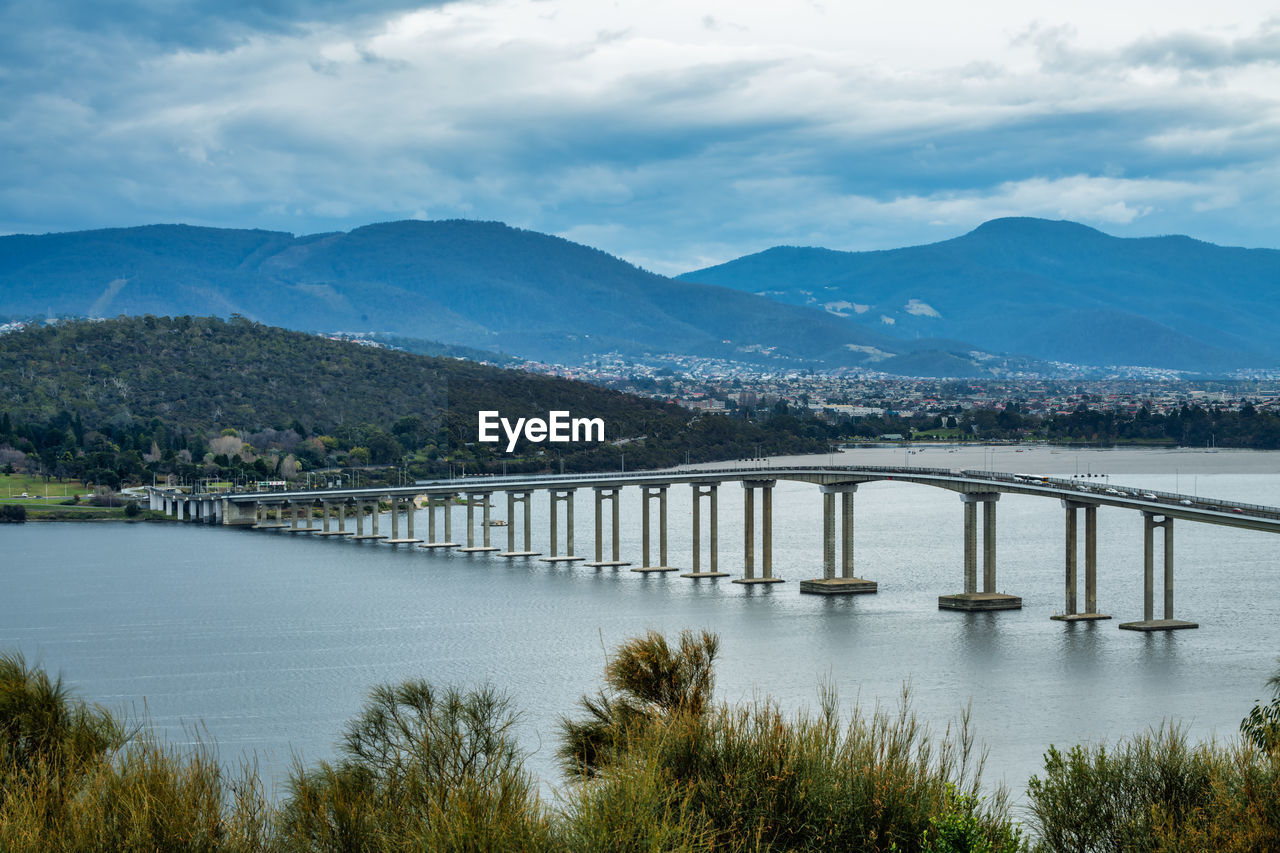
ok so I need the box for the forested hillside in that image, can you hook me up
[0,316,829,488]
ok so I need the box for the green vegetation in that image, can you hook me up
[0,316,831,493]
[1,633,1029,852]
[1026,725,1280,851]
[1241,660,1280,755]
[5,634,1280,850]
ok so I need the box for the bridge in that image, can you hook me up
[148,463,1280,633]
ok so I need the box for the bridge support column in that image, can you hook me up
[305,502,319,532]
[1053,502,1109,621]
[459,492,499,552]
[354,500,386,540]
[384,497,422,545]
[542,489,584,562]
[419,495,460,548]
[1120,514,1197,631]
[316,500,353,537]
[586,488,627,567]
[735,479,782,584]
[634,484,676,572]
[683,483,726,578]
[500,491,540,557]
[940,493,1019,611]
[803,484,875,594]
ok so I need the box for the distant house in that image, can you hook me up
[879,433,905,441]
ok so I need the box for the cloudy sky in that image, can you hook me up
[3,0,1279,272]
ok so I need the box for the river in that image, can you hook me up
[4,444,1279,806]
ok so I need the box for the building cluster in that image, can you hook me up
[516,352,1280,422]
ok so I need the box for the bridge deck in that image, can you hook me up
[164,464,1280,534]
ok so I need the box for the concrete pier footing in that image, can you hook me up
[1119,618,1199,631]
[800,577,877,594]
[938,593,1023,611]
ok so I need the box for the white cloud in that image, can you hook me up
[2,0,1280,268]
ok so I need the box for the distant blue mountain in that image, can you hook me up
[0,219,921,370]
[680,217,1280,371]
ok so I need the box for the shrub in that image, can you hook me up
[277,681,554,852]
[560,632,1021,853]
[0,504,25,523]
[1241,660,1280,755]
[1027,724,1217,852]
[559,629,718,778]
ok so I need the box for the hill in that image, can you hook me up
[0,316,830,487]
[0,220,918,371]
[680,217,1280,371]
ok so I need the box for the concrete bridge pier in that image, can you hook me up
[353,501,386,540]
[683,483,726,578]
[289,501,317,533]
[500,491,540,557]
[541,489,584,562]
[218,497,257,526]
[586,488,628,567]
[1052,501,1108,621]
[458,492,499,553]
[802,484,875,594]
[735,479,782,585]
[634,484,676,572]
[1120,514,1197,631]
[419,495,460,549]
[252,502,287,529]
[384,497,422,545]
[940,493,1019,611]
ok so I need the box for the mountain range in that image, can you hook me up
[2,217,1276,375]
[0,220,937,371]
[681,217,1280,372]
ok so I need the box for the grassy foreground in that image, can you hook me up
[2,634,1279,852]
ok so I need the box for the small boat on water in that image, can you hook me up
[488,519,507,526]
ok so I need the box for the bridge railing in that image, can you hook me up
[212,463,1280,521]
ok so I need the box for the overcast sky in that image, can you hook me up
[3,0,1278,273]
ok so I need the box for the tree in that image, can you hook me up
[1241,659,1280,754]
